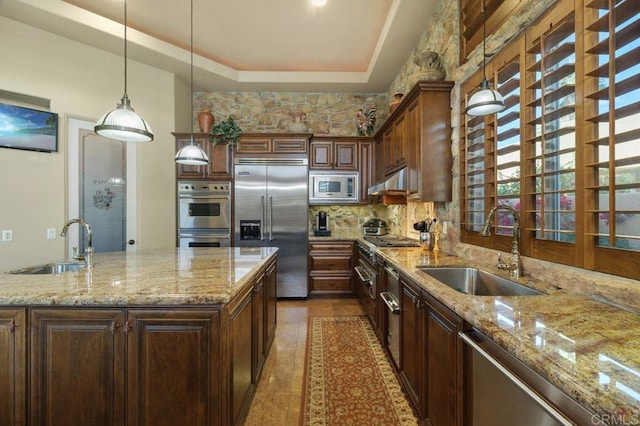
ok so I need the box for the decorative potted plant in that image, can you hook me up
[209,116,242,146]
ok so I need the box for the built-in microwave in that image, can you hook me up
[309,171,359,204]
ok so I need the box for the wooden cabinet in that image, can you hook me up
[0,309,26,426]
[29,308,126,426]
[400,278,426,418]
[126,309,220,426]
[174,133,232,180]
[228,286,254,426]
[310,138,357,170]
[310,137,374,204]
[235,133,310,155]
[29,307,221,426]
[423,292,463,426]
[308,241,355,297]
[374,81,454,202]
[358,139,374,204]
[264,261,277,359]
[399,275,464,426]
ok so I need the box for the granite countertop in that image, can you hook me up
[375,246,640,423]
[0,247,278,306]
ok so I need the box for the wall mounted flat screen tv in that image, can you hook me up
[0,102,58,152]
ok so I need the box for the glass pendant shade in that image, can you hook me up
[175,137,209,165]
[95,0,153,143]
[465,79,506,116]
[95,95,154,142]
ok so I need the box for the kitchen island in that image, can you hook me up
[0,247,278,426]
[375,246,640,425]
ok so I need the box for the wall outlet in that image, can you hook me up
[2,230,13,241]
[47,228,57,239]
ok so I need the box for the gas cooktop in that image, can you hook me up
[364,235,420,248]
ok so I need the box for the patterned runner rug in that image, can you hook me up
[300,316,418,425]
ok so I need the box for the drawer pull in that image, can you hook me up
[9,318,18,333]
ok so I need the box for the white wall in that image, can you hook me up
[0,16,178,270]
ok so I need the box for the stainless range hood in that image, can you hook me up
[368,167,407,195]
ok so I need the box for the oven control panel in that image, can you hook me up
[178,181,230,195]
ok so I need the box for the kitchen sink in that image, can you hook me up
[417,267,543,296]
[10,261,86,275]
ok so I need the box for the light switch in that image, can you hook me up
[2,230,13,241]
[47,228,57,239]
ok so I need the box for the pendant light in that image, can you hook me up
[175,0,209,166]
[465,7,506,116]
[94,0,154,142]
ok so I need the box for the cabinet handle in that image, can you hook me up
[123,321,132,334]
[109,320,118,334]
[416,299,422,310]
[9,318,17,333]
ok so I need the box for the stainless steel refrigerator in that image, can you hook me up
[234,157,309,298]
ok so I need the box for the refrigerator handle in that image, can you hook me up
[268,195,274,241]
[260,195,266,241]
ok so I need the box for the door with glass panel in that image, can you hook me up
[67,118,136,257]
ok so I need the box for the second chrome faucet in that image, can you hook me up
[60,219,94,269]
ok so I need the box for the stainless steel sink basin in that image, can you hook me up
[10,262,86,275]
[417,267,543,296]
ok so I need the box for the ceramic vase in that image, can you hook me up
[288,112,308,132]
[197,109,215,133]
[389,93,404,113]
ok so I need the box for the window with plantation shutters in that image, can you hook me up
[524,9,578,264]
[495,53,522,238]
[583,0,640,278]
[460,0,640,280]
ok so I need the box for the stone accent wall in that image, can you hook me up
[308,205,387,239]
[194,92,388,136]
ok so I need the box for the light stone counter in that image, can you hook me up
[375,246,640,424]
[0,247,278,306]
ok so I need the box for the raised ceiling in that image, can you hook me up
[0,0,440,92]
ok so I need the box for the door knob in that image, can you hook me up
[127,239,135,245]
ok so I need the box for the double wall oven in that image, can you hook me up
[177,181,231,248]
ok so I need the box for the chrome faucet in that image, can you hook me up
[60,219,94,269]
[480,205,521,279]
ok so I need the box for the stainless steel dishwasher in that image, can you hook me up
[460,330,593,425]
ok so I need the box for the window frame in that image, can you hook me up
[460,0,640,280]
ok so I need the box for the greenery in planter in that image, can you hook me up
[209,116,242,146]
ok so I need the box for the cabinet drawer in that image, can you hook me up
[309,255,353,271]
[272,138,308,153]
[235,138,271,153]
[309,241,354,252]
[309,276,353,295]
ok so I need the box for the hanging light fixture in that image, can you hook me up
[95,0,153,142]
[175,0,209,165]
[465,7,506,116]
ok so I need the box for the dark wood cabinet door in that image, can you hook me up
[334,142,357,169]
[205,143,232,179]
[174,133,231,179]
[0,309,25,426]
[228,290,254,425]
[126,308,220,426]
[253,273,266,380]
[29,308,125,426]
[400,280,426,418]
[405,99,421,194]
[424,293,463,426]
[392,112,407,169]
[310,141,333,168]
[358,140,374,204]
[175,136,207,179]
[264,261,277,353]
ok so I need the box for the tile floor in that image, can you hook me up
[244,297,365,425]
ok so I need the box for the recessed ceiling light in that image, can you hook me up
[311,0,327,7]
